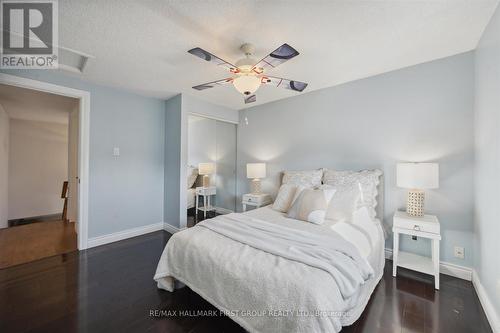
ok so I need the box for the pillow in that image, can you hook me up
[320,184,360,222]
[272,184,298,213]
[187,166,198,189]
[282,169,323,187]
[322,169,382,220]
[287,188,336,224]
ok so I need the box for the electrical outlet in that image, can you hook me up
[454,246,465,259]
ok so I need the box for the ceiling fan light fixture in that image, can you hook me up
[233,75,261,95]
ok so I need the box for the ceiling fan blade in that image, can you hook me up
[262,76,308,92]
[244,94,256,104]
[188,47,239,73]
[192,77,233,91]
[252,44,300,74]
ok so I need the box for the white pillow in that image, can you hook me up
[320,184,360,222]
[272,184,298,213]
[322,169,382,220]
[287,188,336,224]
[352,206,380,246]
[282,169,323,187]
[187,166,198,189]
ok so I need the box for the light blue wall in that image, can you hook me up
[237,52,475,267]
[0,70,165,238]
[474,3,500,324]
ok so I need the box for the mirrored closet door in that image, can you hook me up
[187,115,237,223]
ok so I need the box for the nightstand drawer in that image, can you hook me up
[196,186,216,196]
[393,211,440,234]
[243,196,259,203]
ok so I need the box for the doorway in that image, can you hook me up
[0,74,90,267]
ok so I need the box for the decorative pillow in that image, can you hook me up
[272,184,298,213]
[320,184,360,222]
[322,169,382,220]
[187,166,198,189]
[282,169,323,187]
[287,188,336,224]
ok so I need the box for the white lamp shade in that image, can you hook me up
[397,163,439,189]
[198,163,214,175]
[233,75,261,95]
[247,163,266,179]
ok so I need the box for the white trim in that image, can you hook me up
[215,206,234,215]
[0,73,90,250]
[87,222,164,248]
[188,111,239,125]
[163,222,186,234]
[385,248,472,281]
[473,270,500,333]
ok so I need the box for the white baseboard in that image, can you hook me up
[472,270,500,333]
[215,206,234,215]
[87,222,164,248]
[163,222,186,234]
[384,248,472,281]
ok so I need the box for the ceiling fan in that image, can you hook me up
[188,43,308,104]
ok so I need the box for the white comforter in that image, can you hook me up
[154,207,385,333]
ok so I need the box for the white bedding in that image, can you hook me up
[187,188,196,209]
[155,206,385,332]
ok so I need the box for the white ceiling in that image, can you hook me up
[56,0,498,110]
[0,84,78,124]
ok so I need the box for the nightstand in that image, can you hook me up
[196,186,216,219]
[392,211,441,289]
[242,193,272,212]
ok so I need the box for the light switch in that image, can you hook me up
[113,147,120,156]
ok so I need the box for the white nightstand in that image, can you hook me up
[196,186,216,219]
[242,193,272,212]
[392,211,441,289]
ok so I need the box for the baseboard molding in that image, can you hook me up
[384,248,472,281]
[163,222,186,234]
[472,270,500,333]
[87,222,164,248]
[214,207,234,215]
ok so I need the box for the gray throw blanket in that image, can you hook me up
[198,214,373,299]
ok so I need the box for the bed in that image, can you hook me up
[155,169,385,332]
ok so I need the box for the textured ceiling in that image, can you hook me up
[0,84,77,124]
[56,0,498,110]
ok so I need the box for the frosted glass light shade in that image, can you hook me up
[397,163,439,189]
[233,75,261,95]
[247,163,266,179]
[198,163,214,175]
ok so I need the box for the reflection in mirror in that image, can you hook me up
[187,115,237,225]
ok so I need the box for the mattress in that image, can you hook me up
[187,188,196,209]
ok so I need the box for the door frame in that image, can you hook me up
[0,73,90,250]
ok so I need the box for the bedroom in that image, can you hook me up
[0,1,499,332]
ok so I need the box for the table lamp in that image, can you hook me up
[247,163,266,194]
[397,162,439,217]
[198,163,214,188]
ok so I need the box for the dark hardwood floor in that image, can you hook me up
[0,230,492,333]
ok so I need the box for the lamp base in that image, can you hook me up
[407,189,425,217]
[251,179,261,194]
[202,175,210,188]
